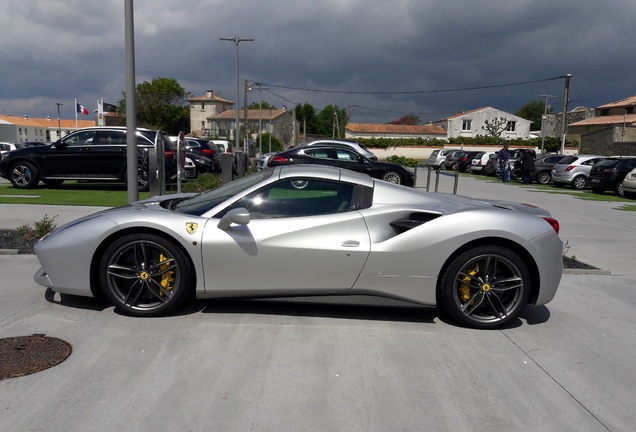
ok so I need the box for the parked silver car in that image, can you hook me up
[622,167,636,199]
[551,155,607,190]
[427,149,450,169]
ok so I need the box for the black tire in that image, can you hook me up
[571,176,587,190]
[439,245,531,329]
[537,171,551,185]
[614,181,624,196]
[451,162,459,171]
[42,179,65,187]
[9,161,40,188]
[99,233,193,317]
[381,170,403,184]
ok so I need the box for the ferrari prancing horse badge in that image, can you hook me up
[186,222,198,235]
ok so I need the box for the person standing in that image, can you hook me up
[521,150,536,184]
[498,143,510,182]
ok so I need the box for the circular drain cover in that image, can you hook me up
[0,334,72,380]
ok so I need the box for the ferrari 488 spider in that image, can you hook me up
[34,165,563,328]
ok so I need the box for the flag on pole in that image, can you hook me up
[76,102,89,115]
[102,102,117,113]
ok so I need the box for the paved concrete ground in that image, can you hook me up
[1,174,635,432]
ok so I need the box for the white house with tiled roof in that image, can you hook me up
[432,106,531,140]
[345,123,447,139]
[207,108,296,148]
[0,115,95,143]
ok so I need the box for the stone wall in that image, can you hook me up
[580,126,636,155]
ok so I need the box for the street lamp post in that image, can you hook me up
[220,37,254,154]
[55,103,63,139]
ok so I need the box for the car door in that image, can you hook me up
[40,130,98,177]
[200,177,371,294]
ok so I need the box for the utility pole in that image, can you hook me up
[220,37,254,153]
[559,74,572,155]
[539,94,556,154]
[244,79,249,155]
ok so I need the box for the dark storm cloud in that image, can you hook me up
[1,0,634,124]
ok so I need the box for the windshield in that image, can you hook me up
[174,169,275,215]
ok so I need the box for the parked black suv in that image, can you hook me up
[0,127,177,191]
[588,156,636,196]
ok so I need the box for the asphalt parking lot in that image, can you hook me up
[1,174,635,432]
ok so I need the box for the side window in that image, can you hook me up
[233,179,355,218]
[335,149,358,161]
[61,130,97,146]
[93,131,126,145]
[304,149,331,159]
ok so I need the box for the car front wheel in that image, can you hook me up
[381,170,403,184]
[99,233,193,317]
[9,161,40,188]
[439,245,531,329]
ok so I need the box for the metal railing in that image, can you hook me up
[414,165,459,194]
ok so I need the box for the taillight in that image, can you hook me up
[165,150,175,159]
[542,217,560,234]
[565,165,575,172]
[270,155,288,164]
[203,149,212,155]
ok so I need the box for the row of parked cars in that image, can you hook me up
[0,127,236,190]
[427,148,636,198]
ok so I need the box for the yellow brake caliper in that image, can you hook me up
[459,263,480,302]
[159,253,176,296]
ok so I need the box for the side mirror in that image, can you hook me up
[217,207,251,230]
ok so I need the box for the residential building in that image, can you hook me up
[206,108,296,151]
[188,90,234,137]
[543,106,595,143]
[0,115,95,143]
[345,123,447,140]
[432,107,532,140]
[569,95,636,155]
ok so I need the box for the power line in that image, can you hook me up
[254,75,567,96]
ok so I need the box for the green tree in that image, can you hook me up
[118,77,191,133]
[515,99,553,129]
[295,103,318,135]
[247,101,276,109]
[482,117,508,140]
[314,105,347,138]
[387,114,420,125]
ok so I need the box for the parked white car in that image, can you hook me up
[471,151,496,174]
[0,142,16,155]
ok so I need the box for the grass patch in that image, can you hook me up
[0,182,150,207]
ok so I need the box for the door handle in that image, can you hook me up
[341,240,360,247]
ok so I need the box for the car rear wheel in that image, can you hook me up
[571,176,587,190]
[381,170,403,184]
[9,161,40,189]
[439,245,531,329]
[537,171,551,184]
[99,233,193,317]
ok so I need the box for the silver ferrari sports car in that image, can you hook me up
[34,165,563,329]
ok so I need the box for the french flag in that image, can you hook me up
[76,102,89,116]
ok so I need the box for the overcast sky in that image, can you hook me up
[1,0,634,126]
